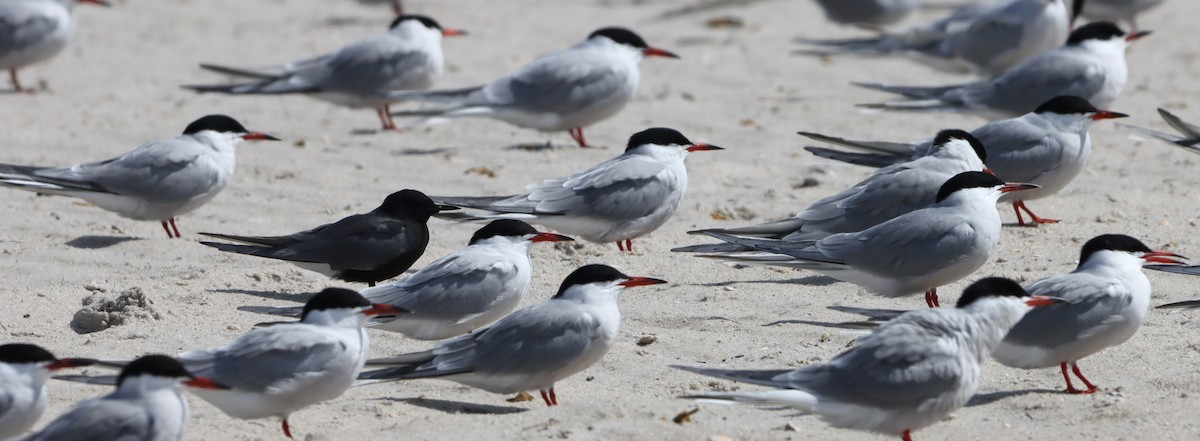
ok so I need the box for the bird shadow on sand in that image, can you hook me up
[504,142,593,152]
[380,397,528,415]
[317,16,384,28]
[211,288,314,303]
[65,236,142,249]
[967,388,1060,407]
[692,275,841,288]
[391,147,453,155]
[760,319,876,330]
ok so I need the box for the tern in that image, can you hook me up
[0,344,95,440]
[29,355,225,441]
[856,21,1148,119]
[800,0,1078,75]
[0,0,109,93]
[993,234,1185,393]
[54,288,402,439]
[199,189,453,286]
[677,172,1038,307]
[431,127,722,251]
[381,27,679,147]
[1122,107,1200,153]
[184,15,465,131]
[239,220,574,340]
[679,129,986,248]
[803,95,1129,225]
[357,264,667,406]
[675,277,1062,441]
[0,115,279,238]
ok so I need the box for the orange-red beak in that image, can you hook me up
[362,303,407,316]
[1000,182,1040,193]
[642,48,680,59]
[530,232,573,243]
[241,132,281,141]
[1089,110,1129,121]
[442,29,467,37]
[1143,250,1187,265]
[1025,295,1065,307]
[45,358,97,371]
[619,277,668,288]
[686,143,724,152]
[1126,30,1153,41]
[184,376,229,390]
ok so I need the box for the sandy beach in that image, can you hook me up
[3,0,1200,439]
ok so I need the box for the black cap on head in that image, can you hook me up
[554,264,629,298]
[117,355,192,386]
[0,343,57,365]
[183,115,249,135]
[1067,21,1126,45]
[390,14,441,31]
[956,277,1030,308]
[626,127,692,151]
[588,27,649,49]
[470,219,538,245]
[933,129,986,163]
[378,189,440,219]
[301,288,372,321]
[935,171,1005,203]
[1034,96,1100,115]
[1078,234,1151,265]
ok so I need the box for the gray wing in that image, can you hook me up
[818,207,982,275]
[941,0,1045,68]
[361,250,519,319]
[972,116,1068,183]
[1002,273,1134,348]
[473,48,627,113]
[777,311,963,408]
[177,325,351,392]
[795,162,950,234]
[0,384,13,418]
[27,398,153,441]
[491,155,673,220]
[35,138,215,203]
[0,2,64,55]
[1124,109,1200,151]
[316,36,435,93]
[956,52,1108,115]
[422,301,606,376]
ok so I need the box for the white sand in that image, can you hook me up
[2,0,1200,439]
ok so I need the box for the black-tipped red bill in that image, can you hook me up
[531,232,574,243]
[619,277,668,288]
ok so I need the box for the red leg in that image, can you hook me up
[10,69,32,94]
[1011,202,1027,227]
[1070,362,1099,394]
[902,429,913,441]
[549,387,558,406]
[924,288,939,308]
[1016,200,1058,225]
[1060,362,1089,394]
[624,239,632,252]
[168,218,181,238]
[539,389,553,406]
[161,221,174,238]
[376,107,391,131]
[391,0,403,15]
[568,127,589,148]
[616,241,625,252]
[281,418,294,439]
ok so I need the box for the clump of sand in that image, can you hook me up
[71,287,162,334]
